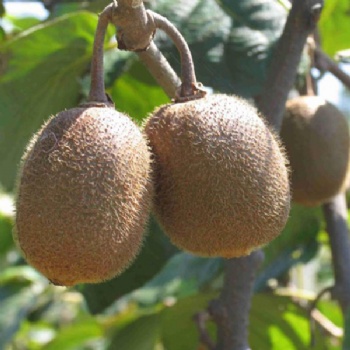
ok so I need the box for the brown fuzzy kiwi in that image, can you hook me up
[14,106,153,286]
[144,93,291,258]
[281,95,350,206]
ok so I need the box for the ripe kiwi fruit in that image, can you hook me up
[281,95,350,206]
[14,105,153,286]
[144,93,291,258]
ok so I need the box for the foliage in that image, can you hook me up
[0,0,350,349]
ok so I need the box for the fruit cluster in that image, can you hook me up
[14,3,349,287]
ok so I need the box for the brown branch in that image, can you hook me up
[257,0,323,132]
[137,42,180,98]
[322,193,350,314]
[209,251,264,350]
[314,48,350,91]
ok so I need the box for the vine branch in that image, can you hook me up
[322,194,350,314]
[257,0,323,131]
[314,48,350,91]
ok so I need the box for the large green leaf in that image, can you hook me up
[149,0,234,93]
[319,0,350,57]
[0,12,112,190]
[148,0,287,96]
[80,216,178,314]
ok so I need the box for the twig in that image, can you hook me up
[193,312,216,350]
[309,286,334,346]
[314,48,350,92]
[311,308,344,338]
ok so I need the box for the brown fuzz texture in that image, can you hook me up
[14,106,153,286]
[144,94,290,258]
[281,95,350,206]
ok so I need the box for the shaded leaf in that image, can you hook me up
[108,314,160,350]
[256,204,322,288]
[160,292,217,350]
[0,267,44,349]
[130,252,222,305]
[81,216,178,314]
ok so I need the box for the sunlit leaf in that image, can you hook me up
[319,0,350,57]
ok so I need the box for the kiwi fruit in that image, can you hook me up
[144,93,290,258]
[14,105,153,286]
[281,95,350,206]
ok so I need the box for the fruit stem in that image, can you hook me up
[88,4,113,104]
[137,42,180,98]
[148,10,206,102]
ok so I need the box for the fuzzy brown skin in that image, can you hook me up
[14,106,153,286]
[144,94,290,258]
[281,96,350,207]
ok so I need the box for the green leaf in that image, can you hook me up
[150,0,234,93]
[81,216,178,314]
[149,0,287,97]
[108,314,160,350]
[319,0,350,57]
[256,204,322,289]
[4,15,42,33]
[0,12,109,190]
[130,252,222,305]
[0,1,4,17]
[160,292,217,350]
[0,274,43,349]
[249,294,326,350]
[42,318,103,350]
[108,61,170,123]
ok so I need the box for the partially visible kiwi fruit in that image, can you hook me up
[144,93,291,258]
[14,105,153,286]
[281,95,350,206]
